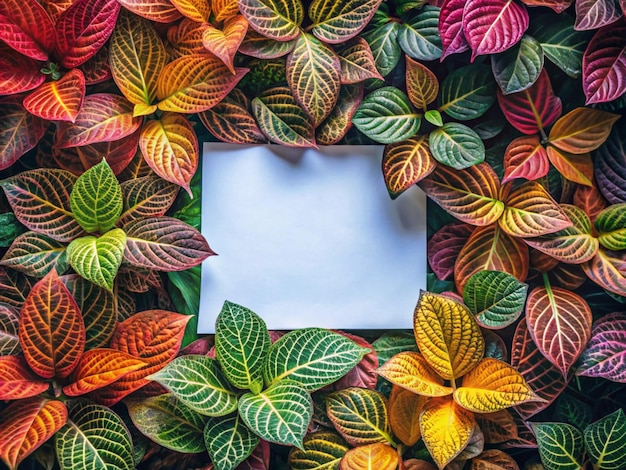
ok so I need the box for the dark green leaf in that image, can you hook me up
[438,64,497,121]
[204,413,259,470]
[397,6,442,61]
[428,122,485,169]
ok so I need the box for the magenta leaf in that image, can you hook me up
[428,222,475,280]
[0,0,55,61]
[0,44,46,95]
[582,19,626,105]
[576,312,626,382]
[462,0,529,61]
[439,0,469,59]
[575,0,622,31]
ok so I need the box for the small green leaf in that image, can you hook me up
[288,430,349,469]
[239,380,313,448]
[584,409,626,470]
[397,6,442,61]
[0,213,26,247]
[148,355,238,417]
[428,122,485,169]
[215,301,270,394]
[532,422,585,470]
[204,413,259,470]
[424,110,443,127]
[352,87,421,144]
[439,64,497,121]
[263,328,369,392]
[70,160,123,234]
[491,35,544,94]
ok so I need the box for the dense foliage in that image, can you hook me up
[0,0,625,468]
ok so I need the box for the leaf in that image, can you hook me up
[0,268,32,309]
[0,232,68,278]
[123,216,214,271]
[583,248,626,296]
[238,30,296,58]
[376,351,453,397]
[19,269,85,379]
[204,414,259,470]
[309,0,382,44]
[239,380,312,448]
[414,292,485,381]
[326,387,393,446]
[521,0,572,11]
[439,0,469,59]
[0,355,49,400]
[109,11,167,109]
[397,6,442,61]
[525,286,592,377]
[67,229,126,291]
[546,146,593,186]
[352,87,421,144]
[0,99,47,171]
[156,53,247,113]
[418,162,504,227]
[575,0,621,31]
[263,328,369,392]
[362,22,401,77]
[335,38,383,84]
[576,313,626,382]
[213,0,238,20]
[316,83,364,145]
[405,57,438,112]
[388,385,429,446]
[55,0,120,68]
[419,397,475,469]
[23,69,86,123]
[428,122,485,170]
[340,443,399,470]
[584,409,626,470]
[0,302,20,355]
[251,86,316,147]
[238,0,302,41]
[549,107,620,154]
[595,120,626,204]
[214,301,270,393]
[532,423,584,470]
[0,398,67,470]
[202,15,248,74]
[438,64,497,121]
[463,270,527,329]
[491,35,543,94]
[382,136,436,199]
[502,136,549,183]
[428,223,474,281]
[596,203,626,250]
[0,0,55,60]
[118,175,179,227]
[583,20,626,104]
[171,0,210,22]
[475,410,518,444]
[148,355,238,417]
[496,69,562,135]
[288,431,349,470]
[127,394,207,453]
[373,332,419,366]
[286,33,341,127]
[471,449,520,470]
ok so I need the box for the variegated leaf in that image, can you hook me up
[0,99,47,171]
[0,302,21,355]
[547,146,594,186]
[309,0,383,44]
[388,385,428,447]
[596,203,626,251]
[116,0,182,22]
[335,38,383,84]
[118,175,179,226]
[397,6,442,61]
[0,355,49,400]
[428,122,485,170]
[170,0,210,22]
[376,351,453,397]
[288,431,348,470]
[582,248,626,297]
[23,69,86,123]
[382,135,436,199]
[577,313,626,382]
[340,443,399,470]
[213,0,238,20]
[0,232,67,278]
[238,30,296,59]
[405,56,439,111]
[491,34,544,95]
[502,135,550,183]
[532,422,585,470]
[439,64,497,121]
[238,0,303,41]
[316,83,364,145]
[202,15,248,73]
[584,408,626,470]
[0,0,55,60]
[549,107,620,154]
[204,413,259,470]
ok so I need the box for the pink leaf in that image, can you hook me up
[576,312,626,382]
[0,0,55,60]
[0,44,45,95]
[428,222,475,280]
[502,136,550,183]
[439,0,469,60]
[575,0,622,31]
[332,331,378,390]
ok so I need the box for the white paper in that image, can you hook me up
[198,143,427,333]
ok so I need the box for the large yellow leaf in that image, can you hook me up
[389,385,428,446]
[340,443,399,470]
[420,396,475,470]
[454,358,543,413]
[376,351,453,397]
[202,15,248,74]
[413,292,485,381]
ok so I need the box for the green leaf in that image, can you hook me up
[239,380,313,448]
[148,355,238,417]
[491,34,544,94]
[463,270,528,329]
[288,430,349,469]
[0,213,26,248]
[204,413,259,470]
[554,394,593,430]
[595,203,626,251]
[352,87,421,144]
[428,122,485,169]
[215,301,270,394]
[584,409,626,470]
[397,6,442,61]
[362,22,401,77]
[438,64,497,121]
[424,110,442,126]
[67,229,126,291]
[373,332,418,366]
[55,400,134,470]
[70,160,123,234]
[263,328,369,392]
[309,0,383,44]
[0,231,67,278]
[532,422,585,470]
[126,394,208,453]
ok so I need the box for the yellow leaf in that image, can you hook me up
[454,358,545,413]
[376,351,453,397]
[340,443,399,470]
[414,292,484,381]
[212,0,239,21]
[420,396,475,470]
[389,385,428,447]
[202,15,248,73]
[134,104,157,117]
[170,0,210,22]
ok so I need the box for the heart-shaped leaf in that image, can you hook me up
[0,99,47,171]
[0,0,55,60]
[335,38,383,84]
[439,0,470,59]
[502,136,550,183]
[388,386,428,447]
[309,0,382,44]
[439,64,497,121]
[584,408,626,470]
[397,6,442,61]
[238,0,303,41]
[341,443,399,470]
[239,380,313,448]
[0,231,68,278]
[575,0,621,31]
[549,107,620,154]
[382,135,437,199]
[376,351,453,397]
[204,414,259,470]
[362,22,401,77]
[288,431,348,469]
[127,394,207,453]
[118,175,179,227]
[0,355,49,400]
[202,15,248,74]
[0,302,20,355]
[491,34,544,94]
[405,56,439,111]
[577,313,626,382]
[23,69,86,123]
[429,122,485,169]
[149,355,238,417]
[316,83,364,145]
[532,422,584,470]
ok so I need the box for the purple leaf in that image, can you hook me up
[576,312,626,382]
[575,0,622,31]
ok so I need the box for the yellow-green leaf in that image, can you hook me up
[376,351,453,397]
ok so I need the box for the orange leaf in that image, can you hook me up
[546,146,594,186]
[340,443,399,470]
[454,358,543,413]
[115,0,182,23]
[471,449,520,470]
[140,113,198,196]
[420,396,475,469]
[202,15,248,74]
[502,136,549,183]
[582,248,626,296]
[170,0,210,22]
[414,292,484,381]
[382,136,437,199]
[212,0,238,20]
[19,269,85,379]
[389,385,428,446]
[166,18,207,58]
[548,107,620,154]
[23,69,86,122]
[406,56,439,111]
[156,53,248,113]
[0,398,67,470]
[376,351,453,397]
[63,348,147,397]
[0,355,49,400]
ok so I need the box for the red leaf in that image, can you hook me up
[332,331,378,390]
[502,136,550,183]
[475,410,518,444]
[0,355,49,400]
[23,69,86,123]
[573,178,608,222]
[19,269,85,379]
[439,0,469,59]
[575,0,622,31]
[462,0,529,61]
[0,0,55,60]
[0,99,47,171]
[80,44,112,85]
[0,44,45,95]
[582,19,626,104]
[55,0,120,68]
[238,440,271,470]
[497,69,562,135]
[428,222,475,280]
[69,128,141,176]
